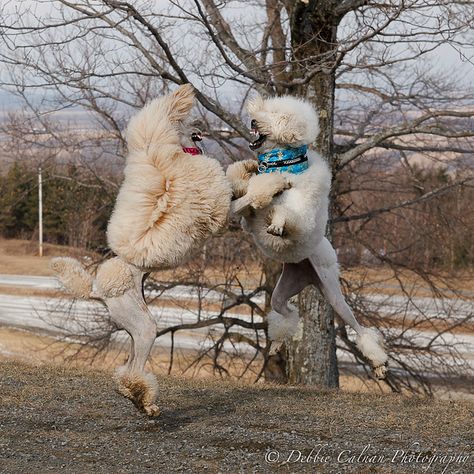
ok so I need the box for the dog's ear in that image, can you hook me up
[273,113,304,144]
[168,84,195,123]
[247,94,264,115]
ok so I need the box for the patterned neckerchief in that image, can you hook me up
[257,145,308,174]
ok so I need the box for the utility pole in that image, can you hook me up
[38,167,43,257]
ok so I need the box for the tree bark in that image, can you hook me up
[262,258,288,383]
[285,1,341,388]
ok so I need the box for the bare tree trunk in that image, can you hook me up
[262,258,288,382]
[286,1,340,387]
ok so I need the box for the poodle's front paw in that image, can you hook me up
[246,173,289,210]
[267,224,284,236]
[144,403,160,417]
[373,363,388,380]
[226,160,259,198]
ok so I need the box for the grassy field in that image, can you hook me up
[0,236,472,396]
[0,326,397,396]
[0,360,473,473]
[0,238,95,276]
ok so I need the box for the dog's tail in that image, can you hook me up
[126,84,195,153]
[50,256,142,301]
[50,257,94,299]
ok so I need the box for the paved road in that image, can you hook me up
[1,274,472,321]
[0,274,62,290]
[0,274,472,371]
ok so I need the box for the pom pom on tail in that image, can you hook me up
[50,257,93,299]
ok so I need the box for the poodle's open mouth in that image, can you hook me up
[191,131,202,142]
[249,119,267,150]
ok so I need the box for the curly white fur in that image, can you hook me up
[52,86,235,415]
[243,153,331,263]
[114,366,159,416]
[356,329,388,368]
[229,95,331,263]
[247,94,320,147]
[95,257,135,298]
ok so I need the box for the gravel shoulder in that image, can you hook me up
[0,360,472,473]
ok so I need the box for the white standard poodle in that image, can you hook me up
[227,94,388,379]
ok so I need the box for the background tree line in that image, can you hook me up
[0,161,113,249]
[1,154,472,270]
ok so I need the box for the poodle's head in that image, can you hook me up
[169,85,204,153]
[246,94,319,151]
[179,124,204,153]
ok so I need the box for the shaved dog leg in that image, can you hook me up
[267,260,313,341]
[106,277,160,416]
[271,261,313,316]
[308,248,388,377]
[308,260,363,334]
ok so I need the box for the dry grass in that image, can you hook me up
[0,237,96,276]
[1,326,472,402]
[0,360,472,473]
[345,266,474,299]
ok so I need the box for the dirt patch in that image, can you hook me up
[0,360,472,473]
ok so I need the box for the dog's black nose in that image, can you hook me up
[250,119,257,129]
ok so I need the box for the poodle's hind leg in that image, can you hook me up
[99,263,159,416]
[267,205,287,236]
[107,293,159,416]
[267,260,314,342]
[309,239,388,378]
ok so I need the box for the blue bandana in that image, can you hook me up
[257,145,308,175]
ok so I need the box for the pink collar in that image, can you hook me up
[182,146,202,155]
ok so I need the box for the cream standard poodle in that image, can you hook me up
[227,94,388,379]
[51,85,236,415]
